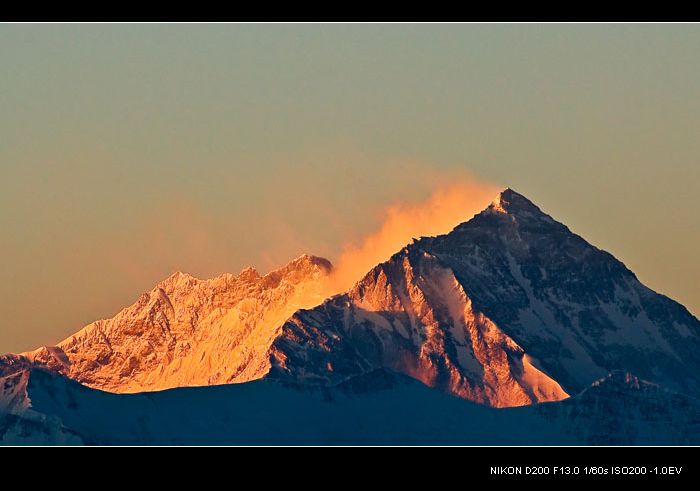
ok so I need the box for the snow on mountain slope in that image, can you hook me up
[1,255,332,393]
[535,371,700,445]
[0,412,84,445]
[269,189,700,405]
[0,368,84,445]
[270,251,568,407]
[3,367,698,445]
[0,369,31,414]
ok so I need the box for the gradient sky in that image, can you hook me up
[1,23,699,353]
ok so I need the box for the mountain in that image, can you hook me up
[268,189,700,406]
[2,367,699,445]
[0,255,332,393]
[2,188,699,412]
[2,187,700,445]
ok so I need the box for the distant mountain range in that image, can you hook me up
[0,254,332,393]
[2,189,699,445]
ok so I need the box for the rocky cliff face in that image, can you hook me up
[2,255,332,393]
[268,189,700,406]
[269,250,569,407]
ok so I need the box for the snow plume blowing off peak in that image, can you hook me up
[326,178,501,293]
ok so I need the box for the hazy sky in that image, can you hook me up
[1,23,699,352]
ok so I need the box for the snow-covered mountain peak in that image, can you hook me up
[280,254,333,275]
[159,269,194,283]
[482,187,555,222]
[2,254,335,393]
[488,188,513,214]
[151,254,333,297]
[268,189,700,405]
[262,254,333,287]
